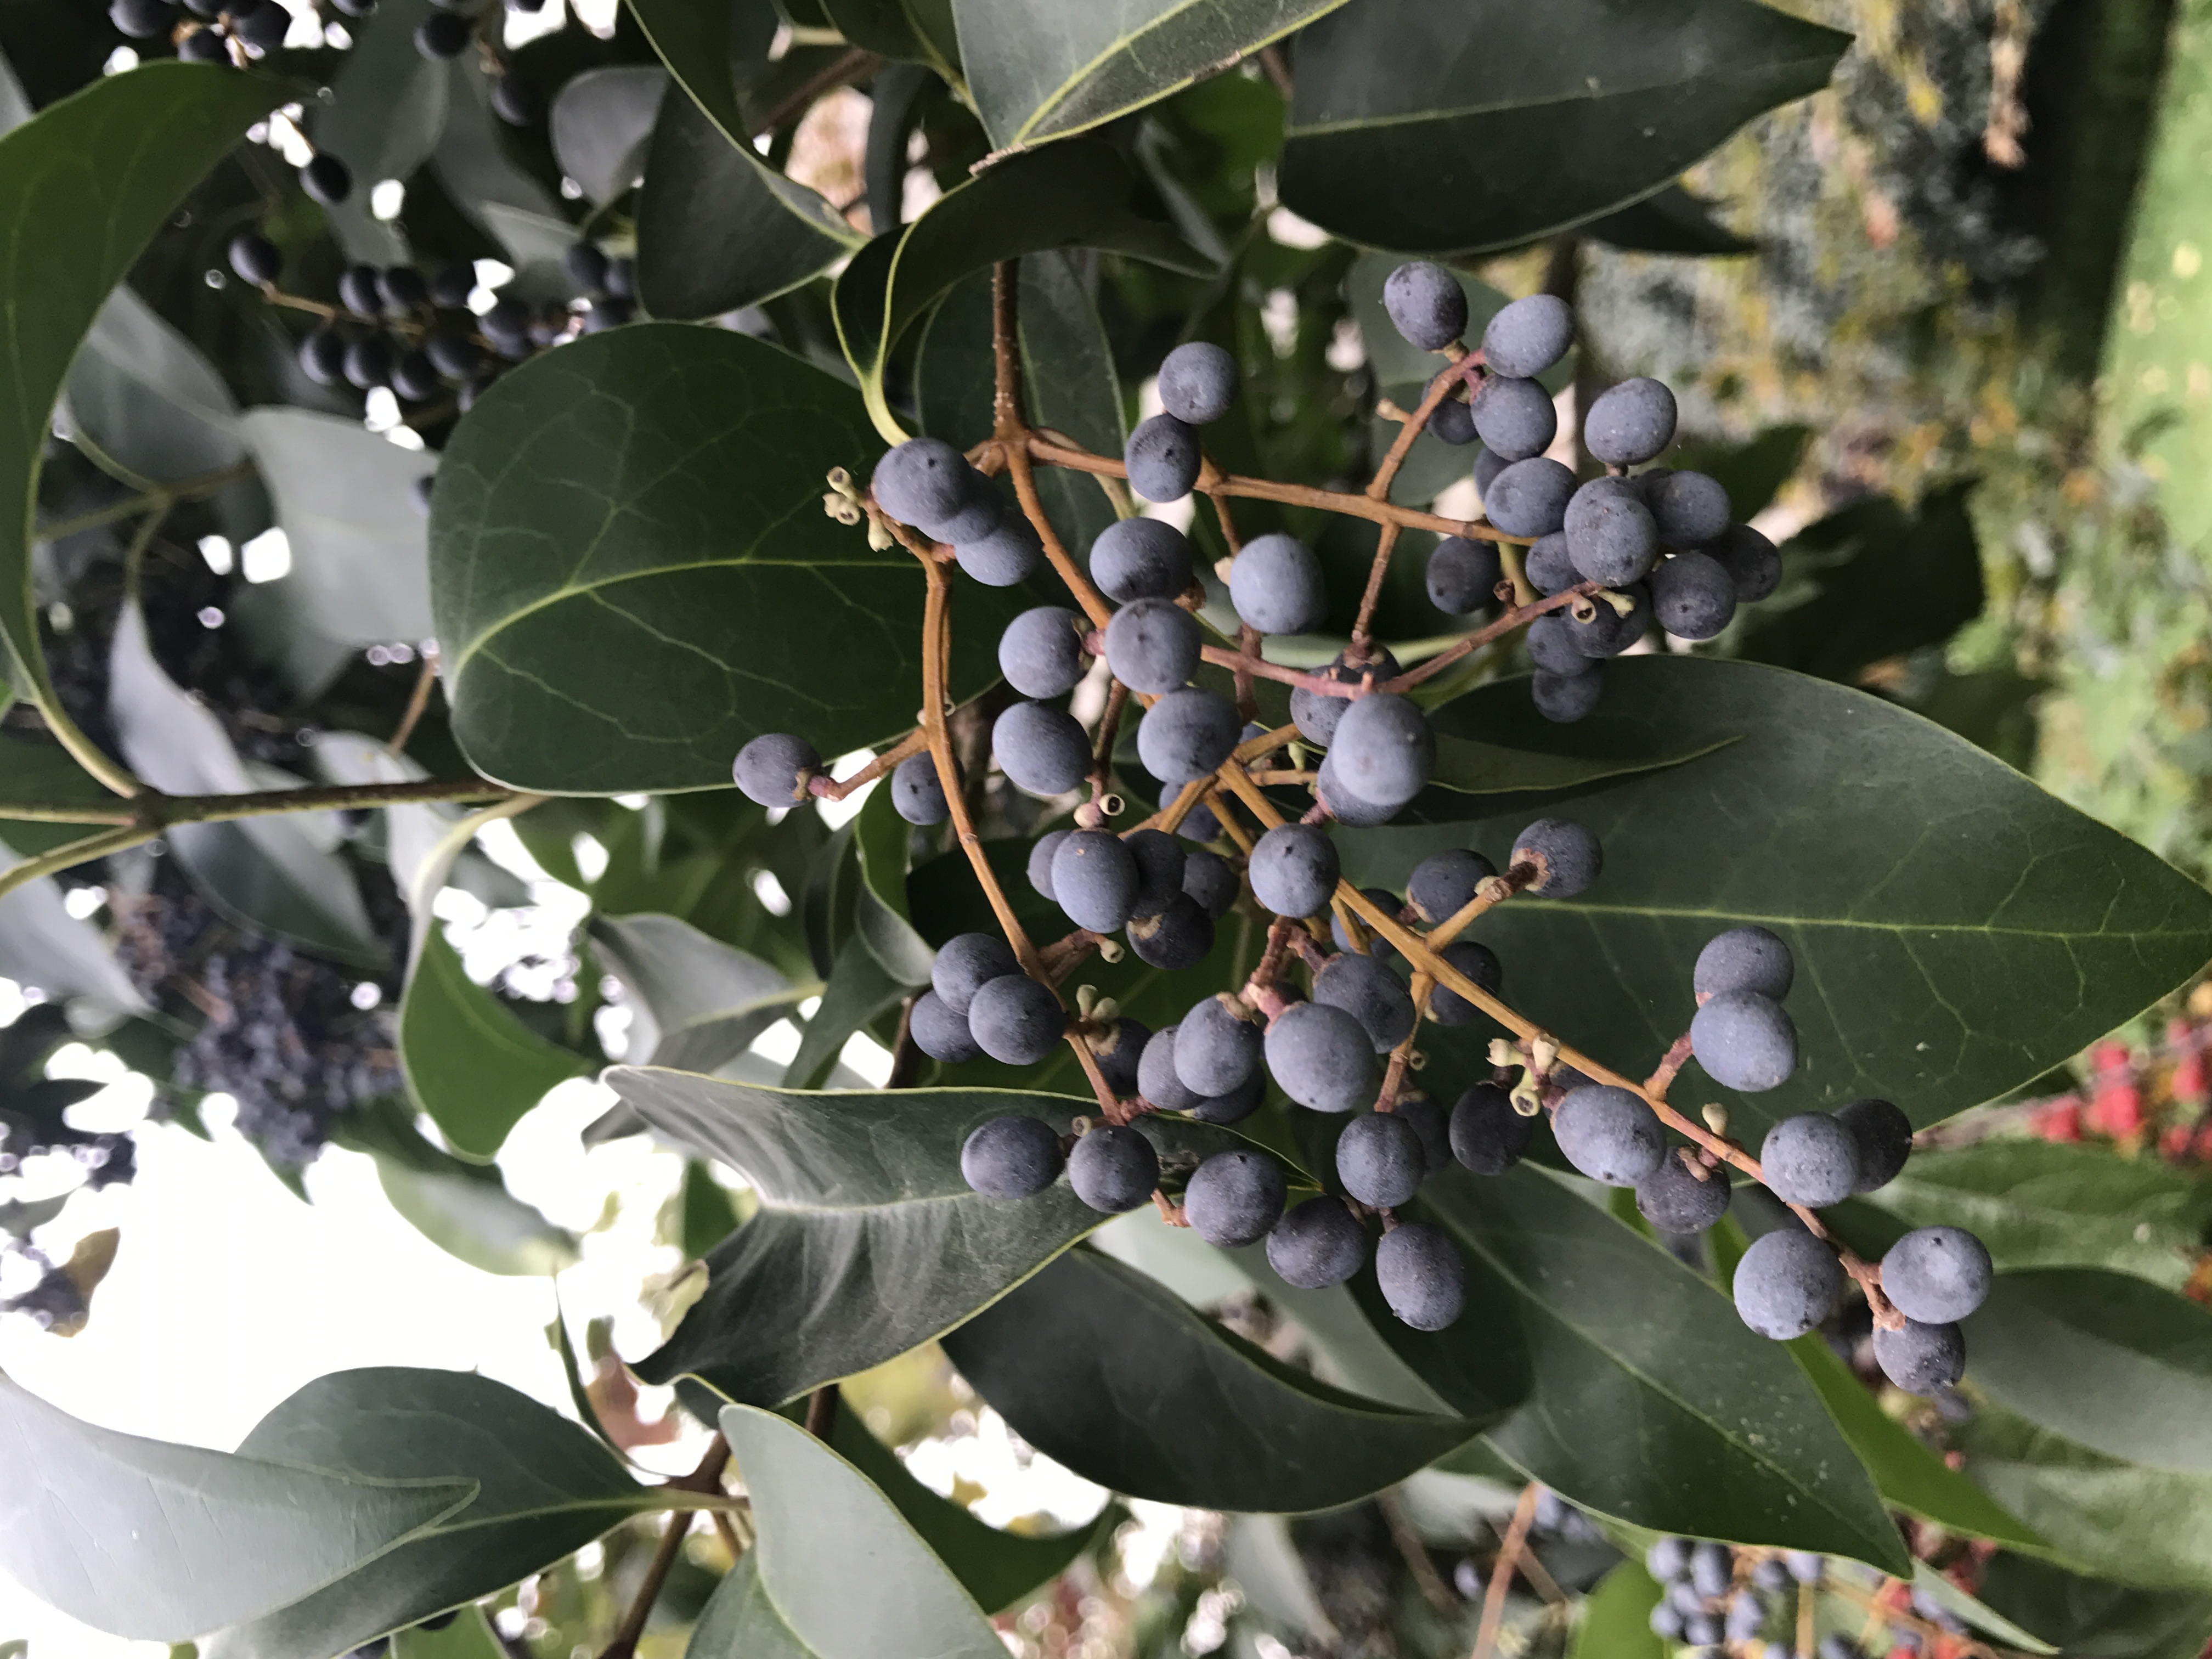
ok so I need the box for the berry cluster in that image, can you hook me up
[731,267,1974,1362]
[1645,1537,1825,1657]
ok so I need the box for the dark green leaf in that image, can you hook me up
[550,65,667,205]
[679,1158,743,1257]
[0,1371,468,1642]
[702,1404,1004,1658]
[393,1605,509,1659]
[1737,485,1984,682]
[1366,1166,1909,1571]
[314,0,450,263]
[1579,184,1756,256]
[1424,731,1734,800]
[953,0,1346,149]
[0,64,286,777]
[1977,1553,2212,1659]
[1911,1565,2061,1655]
[1570,1562,1664,1659]
[853,781,935,986]
[430,60,567,289]
[1334,658,2212,1140]
[1279,0,1849,253]
[331,1097,578,1276]
[622,1069,1263,1403]
[432,325,1018,793]
[780,930,907,1089]
[398,927,588,1160]
[826,1398,1106,1611]
[591,912,809,1071]
[833,140,1209,437]
[1667,424,1810,521]
[206,1368,661,1659]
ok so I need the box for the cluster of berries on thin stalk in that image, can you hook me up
[730,265,1979,1371]
[1641,1536,1974,1658]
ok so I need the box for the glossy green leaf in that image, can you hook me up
[953,0,1345,150]
[1335,658,2212,1142]
[550,66,667,205]
[1279,0,1848,254]
[1365,1166,1909,1571]
[622,1069,1264,1403]
[331,1097,577,1276]
[826,1398,1104,1611]
[1860,1140,2212,1290]
[852,781,935,986]
[0,64,285,778]
[941,1248,1483,1511]
[821,0,958,74]
[701,1405,1002,1659]
[206,1368,661,1659]
[833,140,1209,438]
[1571,1562,1664,1659]
[431,325,1018,793]
[591,912,809,1071]
[1424,731,1734,802]
[0,1370,469,1642]
[1911,1564,2061,1655]
[65,285,244,484]
[1977,1553,2212,1659]
[1580,184,1756,256]
[780,930,907,1089]
[399,928,587,1160]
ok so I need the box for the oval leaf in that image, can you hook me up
[399,926,588,1161]
[0,1371,469,1642]
[430,324,1018,793]
[550,65,667,205]
[313,0,449,263]
[65,285,243,483]
[1278,0,1850,253]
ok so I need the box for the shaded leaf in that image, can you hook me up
[0,830,150,1015]
[431,324,1019,793]
[684,1555,814,1658]
[1279,0,1850,254]
[431,60,566,289]
[0,1370,469,1642]
[852,780,935,986]
[313,0,449,263]
[1571,1561,1664,1659]
[678,1158,743,1258]
[780,929,906,1089]
[64,285,243,483]
[398,927,587,1160]
[1667,424,1810,521]
[1425,731,1733,801]
[1579,184,1756,256]
[591,911,808,1071]
[1977,1553,2212,1659]
[394,1605,508,1659]
[1912,1564,2061,1655]
[943,1248,1482,1511]
[550,65,667,205]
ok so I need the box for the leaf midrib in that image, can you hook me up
[1528,899,2203,941]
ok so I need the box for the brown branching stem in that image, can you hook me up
[806,728,928,801]
[599,1436,731,1659]
[1472,1483,1539,1659]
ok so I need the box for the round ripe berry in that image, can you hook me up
[1584,376,1677,466]
[337,264,383,318]
[1124,829,1187,918]
[1135,687,1239,784]
[299,153,353,205]
[998,608,1087,699]
[1407,849,1497,924]
[967,973,1064,1065]
[1068,1124,1159,1212]
[732,732,820,805]
[1425,940,1502,1026]
[1327,889,1402,965]
[1290,647,1399,746]
[1176,994,1261,1096]
[1267,1195,1367,1289]
[227,230,281,286]
[993,701,1090,797]
[427,259,476,307]
[1158,341,1238,425]
[872,437,973,532]
[1027,829,1069,903]
[1481,294,1573,378]
[1228,532,1327,635]
[1691,991,1798,1092]
[110,0,177,36]
[1732,1228,1844,1339]
[415,10,470,57]
[1399,1092,1454,1176]
[1635,1152,1730,1233]
[1382,261,1467,351]
[336,331,392,389]
[1759,1114,1860,1207]
[1650,470,1730,549]
[1050,830,1141,933]
[1128,894,1214,969]
[1554,1084,1664,1186]
[1483,456,1577,539]
[1192,1070,1265,1125]
[1649,1605,1685,1643]
[490,73,542,126]
[1181,849,1238,919]
[932,933,1020,1016]
[1376,1222,1466,1330]
[1178,800,1223,843]
[297,326,348,386]
[1564,477,1659,587]
[1429,394,1477,445]
[1531,665,1603,724]
[1089,517,1192,603]
[1090,1016,1150,1096]
[425,329,483,380]
[909,990,981,1064]
[961,1115,1062,1198]
[1708,521,1782,602]
[1651,550,1737,641]
[1872,1318,1966,1395]
[955,514,1041,586]
[1646,1537,1691,1583]
[1248,823,1339,919]
[391,348,440,402]
[1104,597,1201,694]
[1696,925,1793,1000]
[1125,412,1201,503]
[1751,1559,1792,1593]
[1726,1592,1765,1643]
[1138,1028,1204,1110]
[1337,1111,1426,1207]
[1562,580,1650,658]
[1264,1001,1376,1113]
[580,296,634,334]
[1525,613,1590,676]
[1785,1551,1823,1585]
[1881,1226,1992,1324]
[481,297,533,359]
[564,241,611,294]
[177,27,231,61]
[1328,693,1434,811]
[1510,817,1601,896]
[1523,530,1576,595]
[1471,375,1556,462]
[1316,756,1399,826]
[1450,1083,1532,1175]
[1835,1098,1912,1193]
[1185,1149,1287,1246]
[1314,953,1415,1051]
[1426,536,1501,614]
[889,752,948,825]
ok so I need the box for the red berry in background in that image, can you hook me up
[2162,1124,2192,1161]
[2092,1040,2132,1074]
[2034,1098,2083,1141]
[2090,1080,2144,1136]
